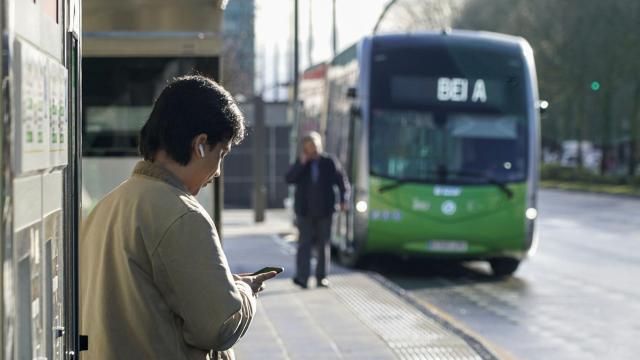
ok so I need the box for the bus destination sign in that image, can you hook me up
[437,77,487,103]
[390,76,507,109]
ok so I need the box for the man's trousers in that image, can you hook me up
[295,216,332,284]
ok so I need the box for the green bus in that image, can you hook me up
[321,31,541,276]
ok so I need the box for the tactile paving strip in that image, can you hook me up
[330,272,498,360]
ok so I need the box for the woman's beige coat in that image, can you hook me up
[80,161,255,359]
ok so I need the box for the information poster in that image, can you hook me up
[15,39,69,173]
[16,39,50,173]
[48,59,68,167]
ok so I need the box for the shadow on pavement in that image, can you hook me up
[356,255,530,292]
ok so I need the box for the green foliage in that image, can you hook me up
[541,164,640,187]
[541,180,640,196]
[455,0,640,175]
[377,0,640,176]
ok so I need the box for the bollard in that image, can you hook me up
[253,95,266,222]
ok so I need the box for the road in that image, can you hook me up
[373,189,640,360]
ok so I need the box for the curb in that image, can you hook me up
[272,232,511,359]
[366,272,514,360]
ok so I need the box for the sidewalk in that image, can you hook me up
[222,210,499,360]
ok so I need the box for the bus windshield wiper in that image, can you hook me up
[376,171,513,198]
[486,178,514,199]
[375,174,433,193]
[378,178,411,193]
[447,170,514,199]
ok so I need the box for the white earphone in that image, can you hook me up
[198,144,205,158]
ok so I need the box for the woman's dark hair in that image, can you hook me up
[139,75,246,165]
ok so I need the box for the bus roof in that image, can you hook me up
[368,30,530,56]
[331,43,358,66]
[329,30,530,65]
[302,62,328,80]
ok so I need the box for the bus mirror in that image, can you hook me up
[347,87,357,99]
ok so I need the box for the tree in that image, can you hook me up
[375,0,469,33]
[456,0,640,174]
[375,0,640,175]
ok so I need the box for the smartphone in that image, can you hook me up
[251,266,284,276]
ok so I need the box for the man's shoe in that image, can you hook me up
[292,278,308,289]
[317,278,330,288]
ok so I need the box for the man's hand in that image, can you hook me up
[233,272,278,294]
[340,202,348,212]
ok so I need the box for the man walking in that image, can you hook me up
[285,132,350,288]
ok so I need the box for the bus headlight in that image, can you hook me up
[355,200,368,213]
[525,207,538,220]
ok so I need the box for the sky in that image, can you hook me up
[255,0,389,100]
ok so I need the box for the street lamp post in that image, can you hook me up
[332,0,337,56]
[291,0,300,162]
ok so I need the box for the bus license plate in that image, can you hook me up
[427,240,468,252]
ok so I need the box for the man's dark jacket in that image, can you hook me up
[285,154,350,217]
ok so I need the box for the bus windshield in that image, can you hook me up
[369,41,529,184]
[370,110,527,184]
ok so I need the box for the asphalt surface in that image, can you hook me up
[371,189,640,360]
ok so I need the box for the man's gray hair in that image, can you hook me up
[302,131,323,153]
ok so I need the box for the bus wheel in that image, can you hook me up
[336,232,366,268]
[489,258,520,277]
